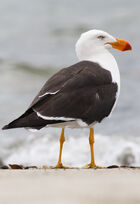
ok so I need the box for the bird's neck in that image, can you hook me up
[80,49,120,87]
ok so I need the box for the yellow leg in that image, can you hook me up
[53,128,70,168]
[88,128,105,168]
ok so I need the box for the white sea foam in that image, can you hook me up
[3,128,140,167]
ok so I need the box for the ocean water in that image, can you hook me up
[0,0,140,167]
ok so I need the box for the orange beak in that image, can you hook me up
[107,38,132,51]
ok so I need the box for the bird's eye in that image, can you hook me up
[97,35,105,40]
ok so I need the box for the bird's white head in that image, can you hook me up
[75,29,132,61]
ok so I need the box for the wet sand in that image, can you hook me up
[0,168,140,204]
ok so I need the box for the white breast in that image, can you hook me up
[86,50,120,97]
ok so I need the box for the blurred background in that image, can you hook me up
[0,0,140,167]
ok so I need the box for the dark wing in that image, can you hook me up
[33,62,118,125]
[2,61,118,130]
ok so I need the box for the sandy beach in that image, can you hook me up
[0,168,140,204]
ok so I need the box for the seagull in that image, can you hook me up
[2,30,132,168]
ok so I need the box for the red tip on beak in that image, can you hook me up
[107,38,132,51]
[123,39,132,51]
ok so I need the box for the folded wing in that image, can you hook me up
[2,61,118,130]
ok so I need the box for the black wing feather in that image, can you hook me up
[2,61,118,130]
